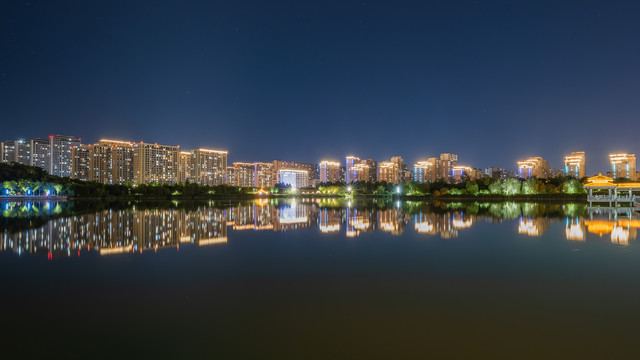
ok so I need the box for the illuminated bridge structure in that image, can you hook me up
[584,174,640,206]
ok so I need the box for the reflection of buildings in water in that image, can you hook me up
[377,209,406,235]
[413,211,473,238]
[275,200,316,231]
[565,217,585,241]
[584,218,639,246]
[319,208,341,233]
[1,207,228,257]
[227,202,274,230]
[518,217,549,237]
[345,207,376,237]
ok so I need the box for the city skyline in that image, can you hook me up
[2,133,639,186]
[3,2,640,173]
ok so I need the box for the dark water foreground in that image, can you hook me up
[2,199,640,358]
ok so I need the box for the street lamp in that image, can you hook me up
[396,186,401,194]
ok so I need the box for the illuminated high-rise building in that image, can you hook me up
[50,135,81,177]
[272,160,318,186]
[564,152,586,178]
[439,153,458,180]
[178,151,192,183]
[517,157,549,178]
[378,161,399,183]
[1,141,16,163]
[71,144,92,181]
[255,162,274,187]
[133,142,180,184]
[361,159,378,182]
[30,138,51,171]
[413,158,440,183]
[610,153,637,180]
[14,140,31,165]
[319,160,342,183]
[190,149,228,186]
[232,162,255,187]
[351,163,371,182]
[345,156,360,183]
[390,156,407,183]
[278,169,309,188]
[226,166,237,186]
[92,140,135,184]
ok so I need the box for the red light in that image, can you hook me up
[49,135,53,138]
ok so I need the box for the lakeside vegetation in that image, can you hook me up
[1,162,587,200]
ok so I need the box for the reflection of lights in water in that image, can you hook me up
[380,222,396,232]
[414,222,433,233]
[199,237,227,246]
[518,219,540,236]
[611,227,629,246]
[565,224,585,241]
[255,199,269,207]
[179,236,191,243]
[585,220,615,236]
[278,202,307,224]
[319,224,340,233]
[352,219,370,230]
[346,230,358,237]
[99,246,133,255]
[452,219,473,229]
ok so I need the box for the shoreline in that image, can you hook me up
[0,193,589,203]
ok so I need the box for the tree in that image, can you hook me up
[521,178,538,195]
[502,178,521,195]
[488,180,502,195]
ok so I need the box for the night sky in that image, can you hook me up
[2,1,639,173]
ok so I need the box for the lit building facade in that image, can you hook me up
[30,138,51,171]
[351,163,371,182]
[278,169,309,188]
[517,157,549,178]
[133,142,180,184]
[255,162,274,188]
[319,160,342,183]
[378,161,399,183]
[190,149,228,186]
[345,156,360,183]
[390,156,407,183]
[232,162,255,187]
[92,140,135,184]
[610,153,637,180]
[1,141,16,163]
[71,144,92,181]
[439,153,458,181]
[178,151,192,183]
[14,140,31,165]
[564,151,586,178]
[272,160,318,186]
[50,135,81,177]
[413,158,439,183]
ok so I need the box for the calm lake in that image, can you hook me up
[2,199,640,358]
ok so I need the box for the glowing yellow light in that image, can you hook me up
[320,225,340,232]
[565,224,585,241]
[199,237,227,246]
[415,222,434,233]
[518,219,540,236]
[611,227,629,245]
[99,246,133,255]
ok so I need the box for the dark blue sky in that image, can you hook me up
[2,1,639,173]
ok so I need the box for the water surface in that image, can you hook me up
[2,199,640,358]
